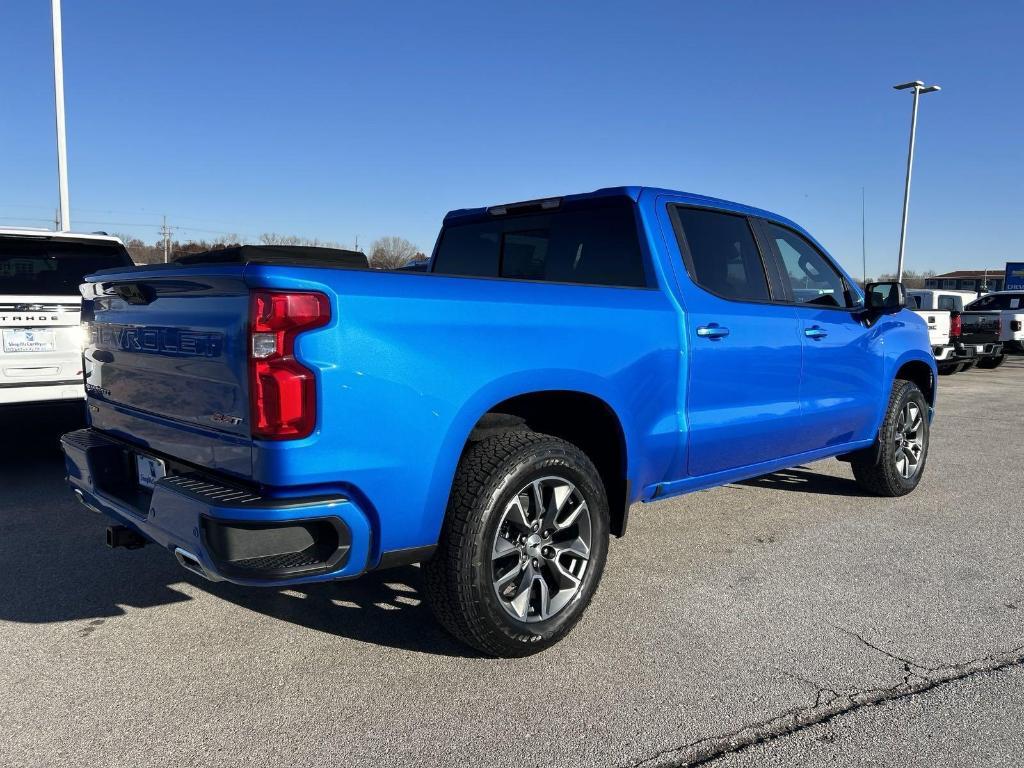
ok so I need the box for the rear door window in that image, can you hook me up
[0,240,132,296]
[670,207,770,302]
[937,295,963,312]
[431,197,647,287]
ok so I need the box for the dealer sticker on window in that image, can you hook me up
[2,329,56,353]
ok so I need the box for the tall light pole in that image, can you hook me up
[861,186,866,284]
[893,80,940,282]
[51,0,71,231]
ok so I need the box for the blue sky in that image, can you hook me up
[1,1,1020,276]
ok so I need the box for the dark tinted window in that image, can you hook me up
[764,222,851,308]
[967,293,1024,311]
[672,207,769,301]
[429,224,501,278]
[431,198,646,287]
[937,295,963,312]
[0,240,132,296]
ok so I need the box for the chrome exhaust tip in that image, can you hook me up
[173,548,215,581]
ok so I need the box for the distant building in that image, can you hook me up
[923,270,1005,293]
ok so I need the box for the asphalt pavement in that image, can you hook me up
[1,358,1022,768]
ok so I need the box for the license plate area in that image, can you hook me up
[2,329,56,353]
[136,454,167,490]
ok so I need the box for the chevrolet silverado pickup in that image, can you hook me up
[963,290,1024,361]
[62,187,936,656]
[1,229,133,407]
[959,301,1007,369]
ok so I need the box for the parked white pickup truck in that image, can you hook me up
[906,289,977,374]
[964,291,1024,353]
[906,289,977,313]
[1,229,133,407]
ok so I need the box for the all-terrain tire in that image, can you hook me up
[851,379,930,497]
[424,430,609,657]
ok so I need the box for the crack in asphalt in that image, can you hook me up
[624,631,1024,768]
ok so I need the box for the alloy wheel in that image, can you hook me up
[894,400,925,479]
[491,476,592,623]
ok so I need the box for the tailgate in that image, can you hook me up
[84,267,253,476]
[0,295,83,386]
[960,311,1000,344]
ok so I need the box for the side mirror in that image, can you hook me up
[864,281,907,314]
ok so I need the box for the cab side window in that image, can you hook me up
[672,207,770,302]
[763,222,851,308]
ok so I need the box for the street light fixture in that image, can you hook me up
[893,80,941,281]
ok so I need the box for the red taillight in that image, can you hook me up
[950,313,962,338]
[249,290,330,440]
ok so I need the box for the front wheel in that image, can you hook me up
[851,380,930,496]
[424,430,610,657]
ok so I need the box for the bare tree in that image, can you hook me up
[258,232,346,249]
[369,236,419,270]
[875,269,936,289]
[116,231,359,265]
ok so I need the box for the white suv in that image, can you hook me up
[1,229,133,407]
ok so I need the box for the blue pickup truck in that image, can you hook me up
[62,187,936,656]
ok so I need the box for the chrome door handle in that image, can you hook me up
[804,326,828,339]
[696,324,730,339]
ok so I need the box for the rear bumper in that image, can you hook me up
[0,380,84,405]
[61,428,372,586]
[932,344,956,363]
[962,342,1003,358]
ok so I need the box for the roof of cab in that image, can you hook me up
[442,185,804,232]
[0,227,125,245]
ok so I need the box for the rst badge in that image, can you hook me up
[209,412,244,426]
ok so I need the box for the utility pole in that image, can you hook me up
[160,216,172,263]
[51,0,71,231]
[893,80,941,282]
[861,187,867,284]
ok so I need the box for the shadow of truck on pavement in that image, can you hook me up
[0,405,476,657]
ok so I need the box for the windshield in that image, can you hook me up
[0,240,132,296]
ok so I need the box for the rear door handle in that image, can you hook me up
[696,324,730,339]
[804,326,828,339]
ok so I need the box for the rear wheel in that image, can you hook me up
[851,380,930,497]
[960,360,977,372]
[977,354,1005,369]
[424,430,609,657]
[938,364,959,376]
